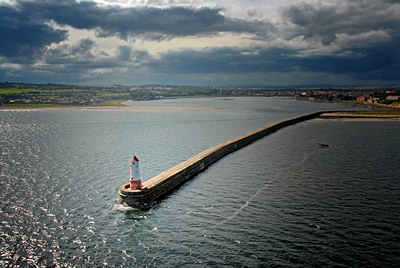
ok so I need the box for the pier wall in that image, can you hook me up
[118,111,327,208]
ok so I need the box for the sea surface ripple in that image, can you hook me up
[1,97,399,267]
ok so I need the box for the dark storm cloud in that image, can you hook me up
[43,40,151,70]
[0,4,67,63]
[44,39,96,65]
[276,0,400,81]
[71,39,95,55]
[0,41,152,83]
[16,0,272,40]
[1,0,400,85]
[0,0,272,63]
[149,47,296,74]
[282,1,400,45]
[148,42,399,81]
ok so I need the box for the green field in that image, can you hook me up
[0,88,40,95]
[98,99,128,106]
[0,88,86,95]
[98,93,130,97]
[0,103,74,108]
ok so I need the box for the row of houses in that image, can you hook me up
[356,90,400,105]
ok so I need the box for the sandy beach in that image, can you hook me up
[319,112,400,120]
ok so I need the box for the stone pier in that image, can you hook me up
[117,111,330,209]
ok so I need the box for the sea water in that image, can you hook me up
[1,97,399,266]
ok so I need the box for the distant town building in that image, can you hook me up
[357,94,370,102]
[367,97,380,104]
[386,95,400,101]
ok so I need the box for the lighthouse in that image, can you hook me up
[129,155,142,190]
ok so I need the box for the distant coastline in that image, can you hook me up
[0,102,222,111]
[2,81,400,109]
[2,98,400,119]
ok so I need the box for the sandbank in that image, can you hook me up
[319,112,400,121]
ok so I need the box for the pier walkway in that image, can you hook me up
[117,111,352,208]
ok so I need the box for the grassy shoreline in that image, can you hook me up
[0,99,130,109]
[0,99,220,111]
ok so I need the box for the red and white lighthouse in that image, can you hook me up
[129,155,142,190]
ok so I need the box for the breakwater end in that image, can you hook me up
[117,111,354,209]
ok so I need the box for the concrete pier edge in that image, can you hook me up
[117,110,348,208]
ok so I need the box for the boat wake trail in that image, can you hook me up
[216,182,271,227]
[112,203,138,212]
[215,149,316,227]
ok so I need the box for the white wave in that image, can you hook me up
[112,203,137,212]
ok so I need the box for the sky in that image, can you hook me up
[0,0,399,87]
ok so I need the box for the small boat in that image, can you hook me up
[316,143,329,148]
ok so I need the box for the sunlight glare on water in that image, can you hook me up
[1,97,399,266]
